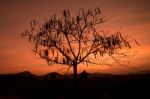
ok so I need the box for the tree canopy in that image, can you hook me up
[22,8,138,79]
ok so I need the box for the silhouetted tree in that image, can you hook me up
[22,8,137,80]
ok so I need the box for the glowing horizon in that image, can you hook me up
[0,0,150,75]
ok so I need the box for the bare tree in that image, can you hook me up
[22,8,136,80]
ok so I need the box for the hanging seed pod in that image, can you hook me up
[63,10,67,17]
[124,41,128,47]
[77,16,80,23]
[94,8,97,15]
[97,8,101,14]
[45,49,49,57]
[118,32,124,41]
[134,39,140,45]
[126,42,131,48]
[54,57,58,63]
[63,58,66,64]
[112,38,116,46]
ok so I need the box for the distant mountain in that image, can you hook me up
[16,71,35,76]
[0,70,150,81]
[0,71,37,81]
[128,70,150,75]
[44,72,64,80]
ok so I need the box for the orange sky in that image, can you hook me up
[0,0,150,75]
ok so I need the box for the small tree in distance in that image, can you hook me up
[22,8,137,80]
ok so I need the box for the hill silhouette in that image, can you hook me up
[0,70,150,99]
[17,71,34,76]
[128,70,150,75]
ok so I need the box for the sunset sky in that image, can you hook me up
[0,0,150,75]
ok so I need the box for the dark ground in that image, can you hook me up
[0,71,150,99]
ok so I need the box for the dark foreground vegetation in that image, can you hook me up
[0,71,150,99]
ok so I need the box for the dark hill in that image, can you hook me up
[16,71,34,76]
[0,71,150,99]
[128,70,150,75]
[44,72,64,80]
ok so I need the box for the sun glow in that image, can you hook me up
[0,0,150,75]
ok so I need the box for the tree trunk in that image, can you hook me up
[73,63,77,80]
[72,63,79,99]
